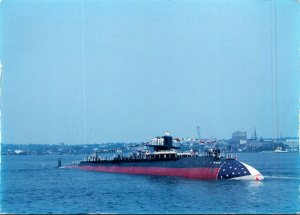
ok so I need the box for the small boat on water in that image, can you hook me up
[64,132,264,181]
[274,147,288,153]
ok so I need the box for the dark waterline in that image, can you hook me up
[1,153,300,214]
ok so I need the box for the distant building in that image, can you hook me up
[246,139,266,152]
[284,138,299,152]
[231,130,247,145]
[240,140,247,144]
[254,128,257,139]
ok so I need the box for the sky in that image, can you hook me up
[1,0,300,144]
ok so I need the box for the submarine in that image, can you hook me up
[65,132,264,181]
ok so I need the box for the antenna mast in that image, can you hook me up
[0,62,3,160]
[298,97,300,154]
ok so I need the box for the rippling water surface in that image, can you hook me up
[1,153,300,214]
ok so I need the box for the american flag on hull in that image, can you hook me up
[218,160,251,179]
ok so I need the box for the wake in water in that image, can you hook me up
[17,167,56,172]
[264,175,300,180]
[16,164,61,172]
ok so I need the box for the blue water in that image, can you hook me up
[1,153,300,214]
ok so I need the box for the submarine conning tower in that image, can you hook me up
[147,131,180,152]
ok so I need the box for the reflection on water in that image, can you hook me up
[248,180,264,188]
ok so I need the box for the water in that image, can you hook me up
[1,153,300,214]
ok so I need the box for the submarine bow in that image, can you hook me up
[217,159,264,181]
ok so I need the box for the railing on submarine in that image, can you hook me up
[73,147,238,164]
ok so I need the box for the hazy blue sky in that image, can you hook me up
[1,0,300,144]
